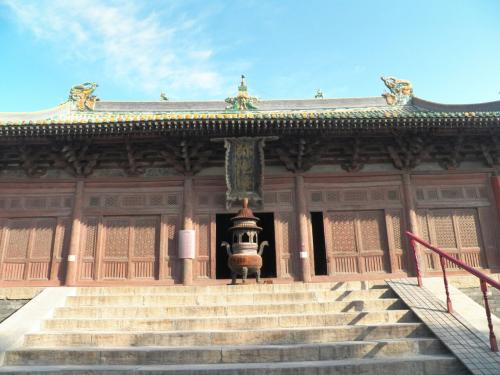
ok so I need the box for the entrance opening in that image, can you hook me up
[311,212,327,276]
[216,212,277,279]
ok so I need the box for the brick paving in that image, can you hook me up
[388,278,500,375]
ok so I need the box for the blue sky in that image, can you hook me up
[0,0,499,112]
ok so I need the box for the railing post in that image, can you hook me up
[480,279,499,352]
[409,238,423,287]
[439,256,453,313]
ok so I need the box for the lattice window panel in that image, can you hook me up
[326,191,340,202]
[427,189,439,200]
[197,216,210,257]
[387,190,399,201]
[148,195,163,206]
[344,191,368,202]
[30,219,56,259]
[167,194,178,207]
[416,189,425,201]
[430,210,457,248]
[310,191,323,203]
[278,192,292,205]
[103,219,130,258]
[329,213,357,253]
[25,198,46,209]
[370,190,384,201]
[440,188,463,200]
[358,211,386,252]
[419,208,487,270]
[89,196,101,208]
[4,220,31,259]
[122,195,146,207]
[456,210,480,248]
[132,218,157,257]
[327,210,389,274]
[166,216,178,257]
[83,218,99,258]
[104,196,118,208]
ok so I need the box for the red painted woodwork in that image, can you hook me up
[407,231,500,352]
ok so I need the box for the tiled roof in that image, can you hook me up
[1,96,499,127]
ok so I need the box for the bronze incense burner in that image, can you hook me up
[221,198,268,284]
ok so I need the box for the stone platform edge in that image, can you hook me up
[0,287,76,365]
[387,278,500,375]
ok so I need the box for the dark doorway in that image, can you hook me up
[311,212,328,276]
[216,212,277,279]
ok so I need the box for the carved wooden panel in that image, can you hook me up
[309,187,401,208]
[417,208,486,270]
[0,218,58,281]
[81,215,160,280]
[276,212,295,279]
[164,215,180,280]
[386,210,406,272]
[85,193,180,211]
[0,195,73,214]
[196,215,211,279]
[325,210,390,274]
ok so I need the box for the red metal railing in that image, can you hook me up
[406,230,500,352]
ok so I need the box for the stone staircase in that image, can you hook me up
[459,286,500,318]
[0,282,469,374]
[0,300,29,324]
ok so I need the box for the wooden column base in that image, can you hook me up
[182,258,193,285]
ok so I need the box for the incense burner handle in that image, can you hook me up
[221,241,232,256]
[258,241,269,256]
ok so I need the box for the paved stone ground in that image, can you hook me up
[388,279,500,375]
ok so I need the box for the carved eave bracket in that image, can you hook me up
[381,76,413,106]
[437,135,464,170]
[160,140,213,176]
[225,75,259,111]
[52,140,100,177]
[18,144,49,177]
[275,138,325,173]
[121,141,151,176]
[340,137,368,172]
[69,82,99,111]
[387,132,432,171]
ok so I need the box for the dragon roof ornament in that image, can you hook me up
[225,75,259,111]
[381,76,413,105]
[69,82,99,111]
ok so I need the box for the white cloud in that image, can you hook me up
[2,0,223,97]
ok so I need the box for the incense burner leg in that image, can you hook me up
[256,269,261,283]
[242,267,248,283]
[231,271,237,285]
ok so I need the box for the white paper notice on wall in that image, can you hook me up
[68,255,76,262]
[178,230,196,259]
[300,251,308,259]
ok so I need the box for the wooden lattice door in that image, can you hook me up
[99,216,160,280]
[0,218,57,281]
[417,208,486,270]
[325,210,390,274]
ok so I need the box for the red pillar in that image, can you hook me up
[65,179,84,286]
[491,176,500,219]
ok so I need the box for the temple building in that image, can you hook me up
[1,76,500,287]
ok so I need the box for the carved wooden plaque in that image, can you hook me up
[223,137,266,209]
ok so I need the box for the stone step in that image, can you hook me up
[75,282,387,296]
[65,289,395,307]
[42,310,416,331]
[4,338,447,366]
[23,323,431,347]
[53,298,406,319]
[0,355,468,375]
